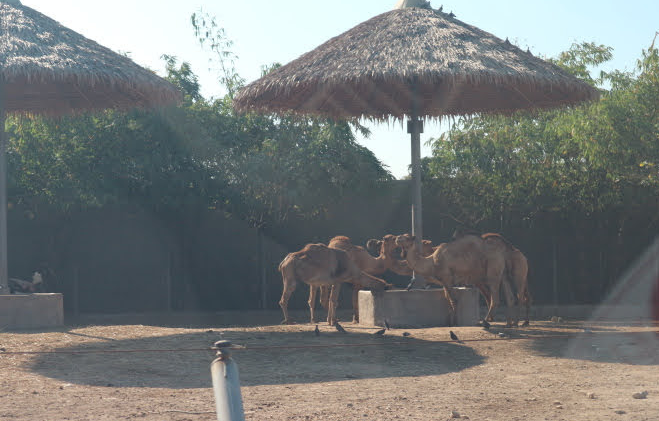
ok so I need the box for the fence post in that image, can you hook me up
[257,228,267,310]
[210,340,245,421]
[552,237,559,314]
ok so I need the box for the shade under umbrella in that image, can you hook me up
[0,0,181,292]
[234,1,599,288]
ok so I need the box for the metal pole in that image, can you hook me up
[166,251,173,312]
[0,82,8,295]
[407,115,426,289]
[552,237,559,314]
[211,340,245,421]
[257,228,267,310]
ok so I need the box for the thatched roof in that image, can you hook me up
[0,1,181,114]
[234,7,599,121]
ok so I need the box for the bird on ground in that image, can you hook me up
[438,5,443,13]
[374,328,386,336]
[314,325,320,336]
[385,320,391,330]
[482,320,491,330]
[450,331,459,341]
[402,332,411,337]
[335,322,347,333]
[448,11,456,18]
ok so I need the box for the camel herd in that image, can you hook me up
[278,231,531,328]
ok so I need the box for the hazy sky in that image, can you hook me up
[20,0,659,178]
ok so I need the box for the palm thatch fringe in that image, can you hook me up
[234,7,598,121]
[0,2,181,114]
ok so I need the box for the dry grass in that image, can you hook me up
[1,3,180,114]
[234,7,598,121]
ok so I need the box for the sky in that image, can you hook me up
[20,0,659,179]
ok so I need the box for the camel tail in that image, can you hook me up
[278,253,294,273]
[278,254,300,286]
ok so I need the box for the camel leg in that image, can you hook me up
[319,286,330,310]
[327,284,341,326]
[521,290,532,327]
[476,284,493,321]
[279,278,297,325]
[426,276,443,286]
[501,279,517,327]
[352,285,361,323]
[442,287,457,327]
[486,283,500,326]
[308,285,318,324]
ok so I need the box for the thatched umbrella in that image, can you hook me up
[0,0,181,293]
[234,0,599,286]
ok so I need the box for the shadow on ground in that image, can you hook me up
[64,309,357,329]
[28,320,484,389]
[518,321,659,366]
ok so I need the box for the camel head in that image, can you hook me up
[394,234,416,255]
[365,239,382,255]
[379,234,402,258]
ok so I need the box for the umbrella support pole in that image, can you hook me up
[0,84,8,295]
[407,116,426,290]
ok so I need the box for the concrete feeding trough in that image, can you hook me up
[0,294,64,330]
[358,287,480,328]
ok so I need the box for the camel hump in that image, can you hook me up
[329,235,369,257]
[481,233,514,249]
[329,235,352,244]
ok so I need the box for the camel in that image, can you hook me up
[321,236,403,323]
[278,243,389,326]
[367,237,434,260]
[376,234,493,307]
[395,233,516,327]
[418,236,508,324]
[453,230,531,326]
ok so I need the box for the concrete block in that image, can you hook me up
[358,288,480,328]
[0,294,64,330]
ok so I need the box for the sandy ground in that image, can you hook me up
[1,312,658,421]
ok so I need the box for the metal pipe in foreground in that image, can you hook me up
[211,340,245,421]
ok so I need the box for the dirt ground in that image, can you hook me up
[1,311,658,421]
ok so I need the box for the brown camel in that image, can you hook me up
[321,236,400,323]
[367,236,434,261]
[395,233,516,327]
[278,243,389,326]
[453,230,531,326]
[376,234,492,301]
[419,237,507,324]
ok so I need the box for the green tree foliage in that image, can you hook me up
[6,53,391,228]
[424,41,659,226]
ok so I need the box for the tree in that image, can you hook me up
[187,12,393,227]
[424,41,659,226]
[6,42,392,229]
